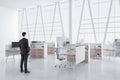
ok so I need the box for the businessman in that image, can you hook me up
[19,32,30,73]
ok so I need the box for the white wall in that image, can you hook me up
[0,7,18,57]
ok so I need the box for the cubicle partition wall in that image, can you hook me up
[30,41,46,58]
[30,41,54,58]
[66,44,90,65]
[89,43,102,59]
[47,42,55,55]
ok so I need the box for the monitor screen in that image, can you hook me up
[31,41,37,43]
[12,42,19,48]
[66,41,70,44]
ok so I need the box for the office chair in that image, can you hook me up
[54,48,66,68]
[95,45,101,60]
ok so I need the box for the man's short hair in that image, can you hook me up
[22,32,26,37]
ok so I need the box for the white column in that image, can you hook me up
[69,0,72,43]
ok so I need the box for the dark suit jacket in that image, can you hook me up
[19,38,30,55]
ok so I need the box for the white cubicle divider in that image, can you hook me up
[76,45,85,64]
[101,43,103,59]
[44,43,48,58]
[88,45,90,62]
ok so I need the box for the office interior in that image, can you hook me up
[0,0,120,80]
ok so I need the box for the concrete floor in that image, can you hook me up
[0,55,120,80]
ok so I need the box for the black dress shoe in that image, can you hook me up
[21,70,23,72]
[24,71,30,73]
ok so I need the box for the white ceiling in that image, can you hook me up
[0,0,64,10]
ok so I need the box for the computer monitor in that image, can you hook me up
[31,41,37,43]
[66,41,70,45]
[12,42,19,48]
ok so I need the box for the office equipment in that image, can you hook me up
[12,42,19,48]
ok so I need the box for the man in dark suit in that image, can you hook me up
[19,32,30,73]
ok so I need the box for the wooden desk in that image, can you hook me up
[60,51,89,63]
[103,48,116,51]
[30,48,44,58]
[90,48,102,58]
[5,48,20,56]
[48,47,54,55]
[103,48,116,57]
[60,52,76,62]
[5,48,20,62]
[67,52,76,62]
